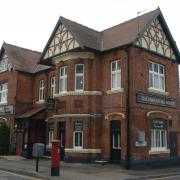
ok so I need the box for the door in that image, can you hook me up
[59,122,66,160]
[110,121,121,163]
[169,132,178,157]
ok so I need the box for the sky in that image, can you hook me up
[0,0,180,53]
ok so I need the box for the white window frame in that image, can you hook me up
[75,64,84,91]
[48,130,54,146]
[39,80,45,101]
[151,129,167,151]
[59,66,67,93]
[149,61,165,91]
[73,131,83,149]
[111,60,121,90]
[0,83,8,103]
[50,76,56,97]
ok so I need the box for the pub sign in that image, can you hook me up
[46,97,56,112]
[136,92,176,108]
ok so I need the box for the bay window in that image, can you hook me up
[75,64,84,91]
[50,76,56,97]
[59,66,67,92]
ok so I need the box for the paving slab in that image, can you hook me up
[1,156,180,180]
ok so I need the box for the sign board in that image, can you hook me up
[46,97,56,112]
[136,92,177,108]
[32,143,45,157]
[0,105,14,116]
[74,121,83,131]
[151,120,167,129]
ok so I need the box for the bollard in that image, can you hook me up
[51,140,60,176]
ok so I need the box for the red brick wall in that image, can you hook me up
[15,72,34,114]
[129,47,179,160]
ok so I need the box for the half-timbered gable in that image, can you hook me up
[0,52,10,72]
[135,18,176,60]
[43,23,80,59]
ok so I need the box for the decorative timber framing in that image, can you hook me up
[43,24,80,59]
[135,18,176,60]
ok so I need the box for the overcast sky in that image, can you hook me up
[0,0,179,52]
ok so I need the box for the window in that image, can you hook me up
[113,132,120,149]
[149,61,165,91]
[151,129,167,150]
[48,130,54,146]
[0,83,8,103]
[59,66,67,92]
[50,76,56,97]
[150,120,167,151]
[75,64,84,91]
[111,60,121,90]
[0,54,8,72]
[39,80,44,101]
[73,121,83,149]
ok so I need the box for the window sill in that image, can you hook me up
[106,88,124,94]
[149,149,170,154]
[54,91,102,97]
[0,101,8,105]
[65,148,101,154]
[148,88,169,96]
[36,100,45,104]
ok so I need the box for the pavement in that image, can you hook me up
[1,156,180,180]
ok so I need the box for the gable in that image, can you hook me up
[0,52,12,73]
[135,18,176,60]
[43,23,80,60]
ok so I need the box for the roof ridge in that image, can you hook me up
[102,8,159,33]
[4,42,41,54]
[60,16,101,34]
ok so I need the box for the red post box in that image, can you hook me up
[51,140,60,176]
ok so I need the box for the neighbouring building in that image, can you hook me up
[38,8,180,168]
[0,42,50,155]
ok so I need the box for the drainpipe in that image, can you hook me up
[44,71,49,153]
[125,46,130,170]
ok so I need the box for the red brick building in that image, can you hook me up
[1,7,179,168]
[38,8,180,168]
[0,42,50,155]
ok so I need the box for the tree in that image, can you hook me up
[0,122,10,154]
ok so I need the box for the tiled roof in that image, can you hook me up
[60,9,159,51]
[2,43,50,73]
[102,9,159,50]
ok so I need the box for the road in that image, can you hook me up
[0,170,42,180]
[151,174,180,180]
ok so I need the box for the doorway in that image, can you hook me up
[59,122,66,160]
[169,132,178,157]
[110,120,121,163]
